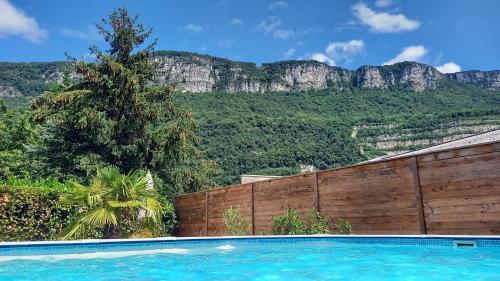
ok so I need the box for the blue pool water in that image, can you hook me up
[1,236,500,281]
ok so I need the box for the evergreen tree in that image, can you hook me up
[0,99,39,179]
[31,8,217,197]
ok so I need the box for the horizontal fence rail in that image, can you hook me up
[174,141,500,236]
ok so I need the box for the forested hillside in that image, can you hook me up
[3,83,499,185]
[1,51,500,186]
[174,84,500,184]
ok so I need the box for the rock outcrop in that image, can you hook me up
[155,52,352,93]
[355,62,444,91]
[446,70,500,89]
[0,51,499,97]
[355,66,387,89]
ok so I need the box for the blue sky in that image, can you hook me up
[0,0,499,72]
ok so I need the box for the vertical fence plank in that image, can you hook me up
[251,183,255,235]
[205,191,209,236]
[411,156,427,234]
[313,172,320,212]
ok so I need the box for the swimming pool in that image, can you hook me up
[1,235,499,280]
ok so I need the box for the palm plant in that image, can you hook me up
[58,166,164,240]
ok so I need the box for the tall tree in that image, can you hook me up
[0,99,39,179]
[31,8,216,197]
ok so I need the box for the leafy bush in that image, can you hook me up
[334,218,352,234]
[3,176,74,191]
[223,206,251,236]
[271,209,345,235]
[304,210,330,234]
[0,183,80,241]
[0,173,177,241]
[271,208,306,235]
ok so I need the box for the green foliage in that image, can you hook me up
[0,98,5,113]
[175,86,500,185]
[30,8,216,198]
[0,104,39,179]
[334,218,352,234]
[2,54,500,188]
[58,166,171,239]
[248,166,301,177]
[0,183,80,241]
[3,176,74,192]
[7,86,499,188]
[223,206,251,236]
[271,209,332,235]
[1,97,30,109]
[271,208,306,235]
[0,62,65,97]
[304,210,331,234]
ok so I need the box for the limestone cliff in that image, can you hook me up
[446,70,500,89]
[355,62,444,91]
[0,51,499,97]
[154,51,352,93]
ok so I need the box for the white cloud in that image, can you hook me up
[230,17,243,26]
[436,62,461,73]
[256,17,281,33]
[311,53,335,66]
[326,40,364,60]
[375,0,393,8]
[269,1,288,10]
[273,29,294,39]
[383,45,428,65]
[310,40,365,66]
[283,48,295,59]
[0,0,47,43]
[256,17,321,40]
[385,46,461,72]
[181,24,204,32]
[60,26,100,42]
[216,39,236,48]
[352,3,420,33]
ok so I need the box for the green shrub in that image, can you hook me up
[270,209,351,235]
[271,208,306,235]
[334,218,352,234]
[160,197,177,236]
[4,176,74,191]
[0,184,80,241]
[304,210,330,234]
[0,175,177,241]
[223,206,251,236]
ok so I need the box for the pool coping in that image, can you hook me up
[1,234,500,248]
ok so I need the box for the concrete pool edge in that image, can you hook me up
[2,234,500,248]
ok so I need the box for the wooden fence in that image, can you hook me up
[174,141,500,236]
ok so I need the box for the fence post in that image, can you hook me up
[312,172,320,212]
[205,191,209,236]
[411,156,427,234]
[251,183,255,235]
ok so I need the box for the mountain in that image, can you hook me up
[0,61,65,98]
[446,70,500,89]
[1,51,499,185]
[1,51,500,98]
[176,88,500,184]
[155,51,499,92]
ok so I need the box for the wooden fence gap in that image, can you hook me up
[411,156,427,234]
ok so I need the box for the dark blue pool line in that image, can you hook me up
[1,236,500,253]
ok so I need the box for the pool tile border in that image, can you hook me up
[1,235,500,254]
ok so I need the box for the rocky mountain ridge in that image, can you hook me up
[1,51,499,97]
